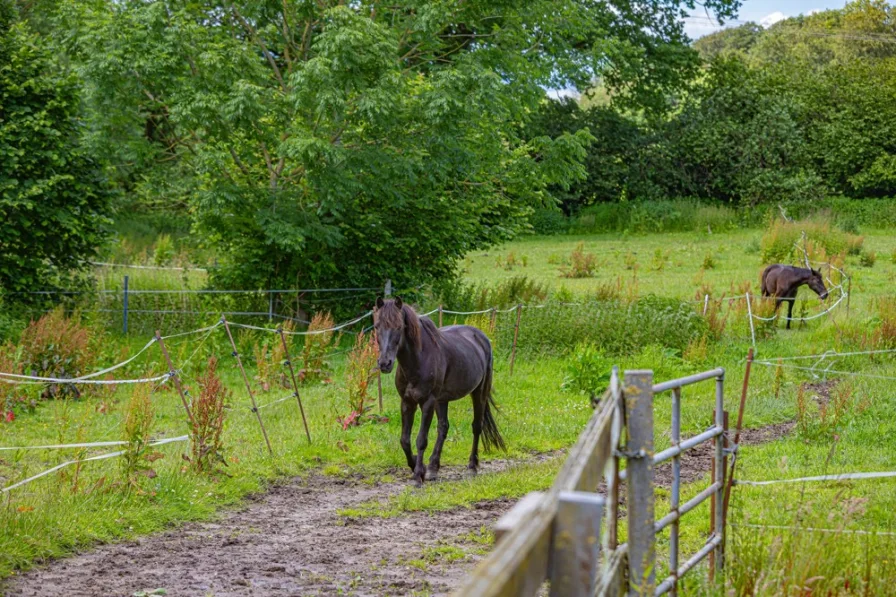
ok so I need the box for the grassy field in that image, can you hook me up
[2,226,896,594]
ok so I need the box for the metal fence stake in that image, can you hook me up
[123,275,129,335]
[625,370,655,596]
[724,348,753,527]
[711,374,726,578]
[745,293,756,348]
[550,491,605,597]
[278,328,311,444]
[155,330,195,428]
[509,304,522,376]
[222,317,273,456]
[670,387,681,597]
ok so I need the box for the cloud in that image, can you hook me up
[760,11,787,28]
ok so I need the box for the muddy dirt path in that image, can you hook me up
[2,423,794,597]
[2,458,538,597]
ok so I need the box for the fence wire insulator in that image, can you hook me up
[231,351,238,357]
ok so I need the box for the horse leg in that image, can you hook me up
[468,389,485,474]
[427,401,449,481]
[786,294,795,330]
[413,398,436,486]
[400,398,416,472]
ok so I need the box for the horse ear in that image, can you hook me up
[376,297,385,309]
[395,296,403,310]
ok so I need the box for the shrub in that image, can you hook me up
[339,332,382,430]
[760,217,863,264]
[560,242,597,278]
[187,357,228,474]
[0,343,20,419]
[860,249,877,267]
[569,199,741,234]
[529,207,569,235]
[873,297,896,349]
[301,311,335,384]
[18,307,95,399]
[465,312,498,351]
[501,296,707,356]
[430,275,548,312]
[561,342,612,401]
[651,248,669,272]
[120,383,161,487]
[152,234,175,266]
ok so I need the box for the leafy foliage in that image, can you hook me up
[120,383,160,487]
[0,5,109,293]
[18,308,95,399]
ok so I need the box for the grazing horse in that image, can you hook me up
[760,264,829,329]
[374,297,506,485]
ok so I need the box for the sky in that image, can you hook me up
[684,0,850,39]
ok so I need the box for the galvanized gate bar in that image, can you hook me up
[619,426,723,481]
[656,535,723,595]
[655,481,723,533]
[669,388,681,597]
[653,368,724,393]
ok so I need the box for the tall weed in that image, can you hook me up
[339,332,382,430]
[188,357,228,474]
[301,312,335,384]
[560,242,598,278]
[120,383,161,487]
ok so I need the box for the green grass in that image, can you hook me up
[5,226,896,594]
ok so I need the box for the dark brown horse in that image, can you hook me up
[374,297,505,485]
[761,265,829,329]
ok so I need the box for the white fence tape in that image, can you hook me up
[737,470,896,486]
[731,522,896,537]
[1,435,189,493]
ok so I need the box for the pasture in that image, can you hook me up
[3,225,896,595]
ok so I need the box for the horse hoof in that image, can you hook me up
[466,465,479,477]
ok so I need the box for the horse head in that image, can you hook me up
[807,269,829,300]
[373,297,410,373]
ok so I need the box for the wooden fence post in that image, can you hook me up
[624,370,655,596]
[155,330,195,428]
[549,491,605,597]
[509,304,522,376]
[278,328,311,444]
[222,317,273,456]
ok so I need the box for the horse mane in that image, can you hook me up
[375,300,440,350]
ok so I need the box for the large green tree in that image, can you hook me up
[0,2,108,294]
[50,0,737,290]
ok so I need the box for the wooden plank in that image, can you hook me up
[550,491,605,597]
[454,392,617,597]
[494,492,543,543]
[594,545,629,597]
[625,370,655,596]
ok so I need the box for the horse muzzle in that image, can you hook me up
[378,360,395,374]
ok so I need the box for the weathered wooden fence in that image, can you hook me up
[454,367,728,597]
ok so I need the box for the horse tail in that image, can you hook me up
[761,266,773,297]
[481,349,507,453]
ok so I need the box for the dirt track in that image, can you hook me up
[2,423,793,597]
[2,450,560,597]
